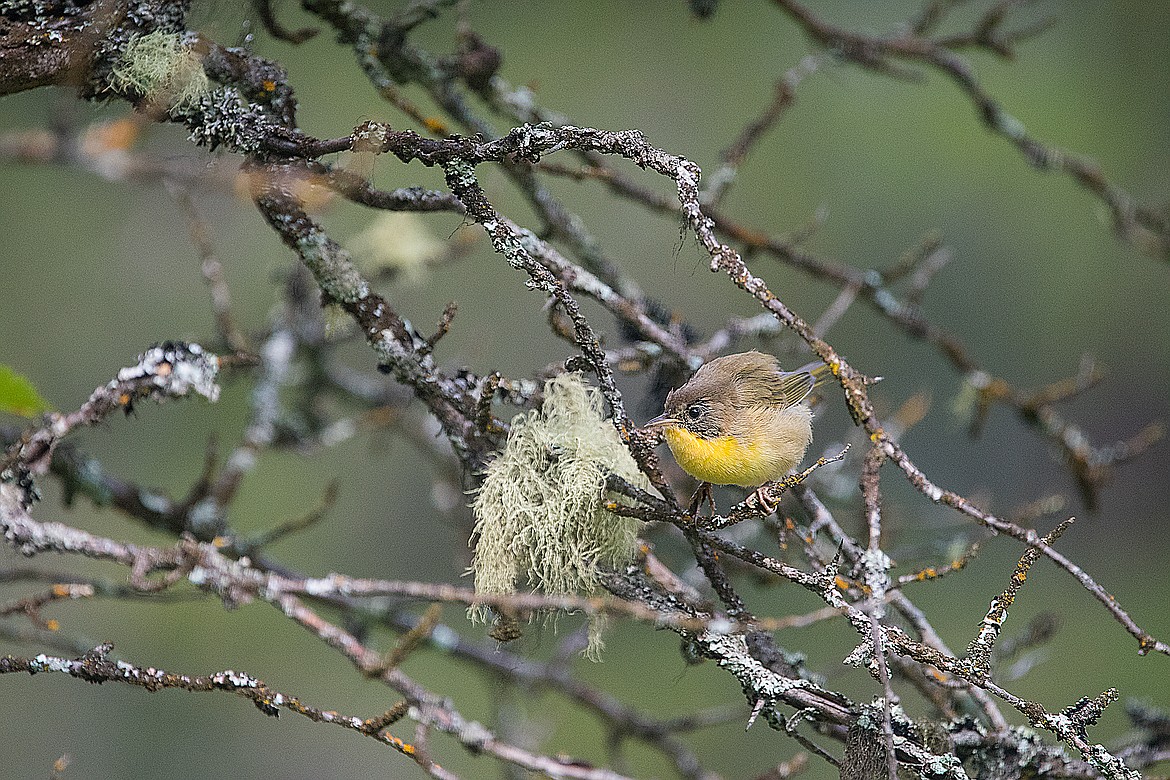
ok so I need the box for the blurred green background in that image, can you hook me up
[1,1,1168,778]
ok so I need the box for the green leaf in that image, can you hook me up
[0,364,52,417]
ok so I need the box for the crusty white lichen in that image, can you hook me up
[110,30,210,113]
[470,373,648,658]
[185,88,268,153]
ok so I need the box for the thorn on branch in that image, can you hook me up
[746,697,766,730]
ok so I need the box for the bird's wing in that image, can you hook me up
[799,361,834,389]
[768,368,818,410]
[731,358,818,409]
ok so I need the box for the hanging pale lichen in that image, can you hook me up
[110,31,211,113]
[470,373,649,658]
[348,212,444,284]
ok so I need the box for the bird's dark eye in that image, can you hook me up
[686,403,705,420]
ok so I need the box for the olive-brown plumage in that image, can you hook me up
[644,351,827,509]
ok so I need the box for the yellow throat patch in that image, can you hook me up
[663,425,773,487]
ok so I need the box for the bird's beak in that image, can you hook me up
[642,413,679,431]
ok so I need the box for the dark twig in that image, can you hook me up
[0,643,455,776]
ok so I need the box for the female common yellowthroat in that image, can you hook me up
[644,351,829,510]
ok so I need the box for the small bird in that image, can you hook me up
[643,351,829,513]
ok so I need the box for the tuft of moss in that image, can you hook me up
[110,31,210,113]
[470,373,649,657]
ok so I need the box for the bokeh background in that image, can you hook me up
[1,1,1168,778]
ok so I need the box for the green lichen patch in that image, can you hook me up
[110,30,210,113]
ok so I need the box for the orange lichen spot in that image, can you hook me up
[830,361,841,376]
[46,619,60,631]
[52,584,72,597]
[929,668,948,682]
[423,117,448,134]
[834,576,851,590]
[1014,571,1027,583]
[618,358,643,372]
[917,568,937,581]
[262,79,277,92]
[156,361,173,377]
[212,536,229,548]
[119,392,132,406]
[869,428,884,442]
[402,743,416,755]
[86,118,143,152]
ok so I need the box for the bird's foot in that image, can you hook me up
[746,484,780,516]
